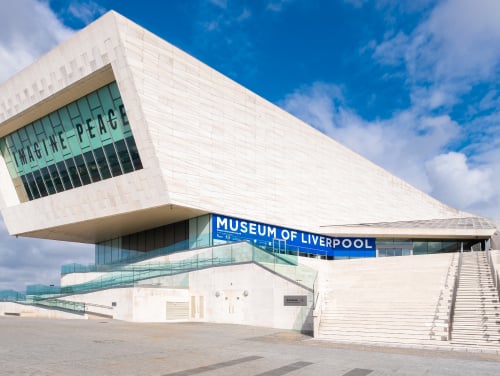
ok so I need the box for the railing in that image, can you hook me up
[486,249,500,301]
[497,269,500,301]
[61,234,213,274]
[448,250,463,340]
[62,234,302,275]
[84,302,114,310]
[312,275,320,311]
[29,297,86,314]
[60,255,232,295]
[26,284,61,295]
[29,241,318,302]
[312,275,322,337]
[251,247,316,291]
[0,290,26,302]
[486,248,495,285]
[431,253,456,340]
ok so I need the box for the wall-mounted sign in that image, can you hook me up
[212,214,376,258]
[284,295,307,306]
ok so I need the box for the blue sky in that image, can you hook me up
[1,0,500,290]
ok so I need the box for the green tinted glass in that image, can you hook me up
[0,82,142,202]
[2,82,133,178]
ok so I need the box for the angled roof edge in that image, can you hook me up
[320,216,497,238]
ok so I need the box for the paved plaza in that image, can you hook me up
[0,317,499,375]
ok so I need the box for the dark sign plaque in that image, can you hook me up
[283,295,307,306]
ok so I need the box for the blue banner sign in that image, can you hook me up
[212,214,376,258]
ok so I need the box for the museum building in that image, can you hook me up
[0,12,499,337]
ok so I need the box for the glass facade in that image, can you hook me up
[95,215,212,265]
[375,238,485,257]
[0,81,142,202]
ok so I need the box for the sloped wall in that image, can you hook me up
[115,12,470,233]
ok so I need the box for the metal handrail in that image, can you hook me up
[486,248,495,286]
[448,251,463,341]
[312,274,323,338]
[497,270,500,301]
[312,275,319,310]
[83,302,114,310]
[27,241,316,300]
[487,249,500,301]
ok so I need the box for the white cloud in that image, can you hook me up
[280,82,460,192]
[426,152,495,211]
[209,0,228,9]
[466,147,500,218]
[417,0,500,83]
[266,0,294,12]
[372,32,408,66]
[67,0,106,25]
[280,0,500,220]
[344,0,435,13]
[342,0,368,8]
[478,90,500,112]
[280,79,500,220]
[280,82,342,135]
[373,0,500,111]
[201,1,252,33]
[0,0,74,84]
[237,8,252,22]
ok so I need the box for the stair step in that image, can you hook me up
[451,332,500,337]
[450,253,500,348]
[318,332,446,342]
[324,306,450,309]
[319,336,449,346]
[454,306,500,310]
[317,252,500,349]
[451,325,500,330]
[320,320,448,328]
[455,296,499,299]
[451,336,500,343]
[321,314,446,320]
[451,340,500,347]
[319,326,443,335]
[452,326,500,331]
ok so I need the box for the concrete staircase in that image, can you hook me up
[316,253,457,346]
[451,252,500,348]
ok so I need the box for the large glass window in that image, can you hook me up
[93,217,210,265]
[93,147,112,179]
[380,239,461,256]
[48,164,63,193]
[0,81,143,202]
